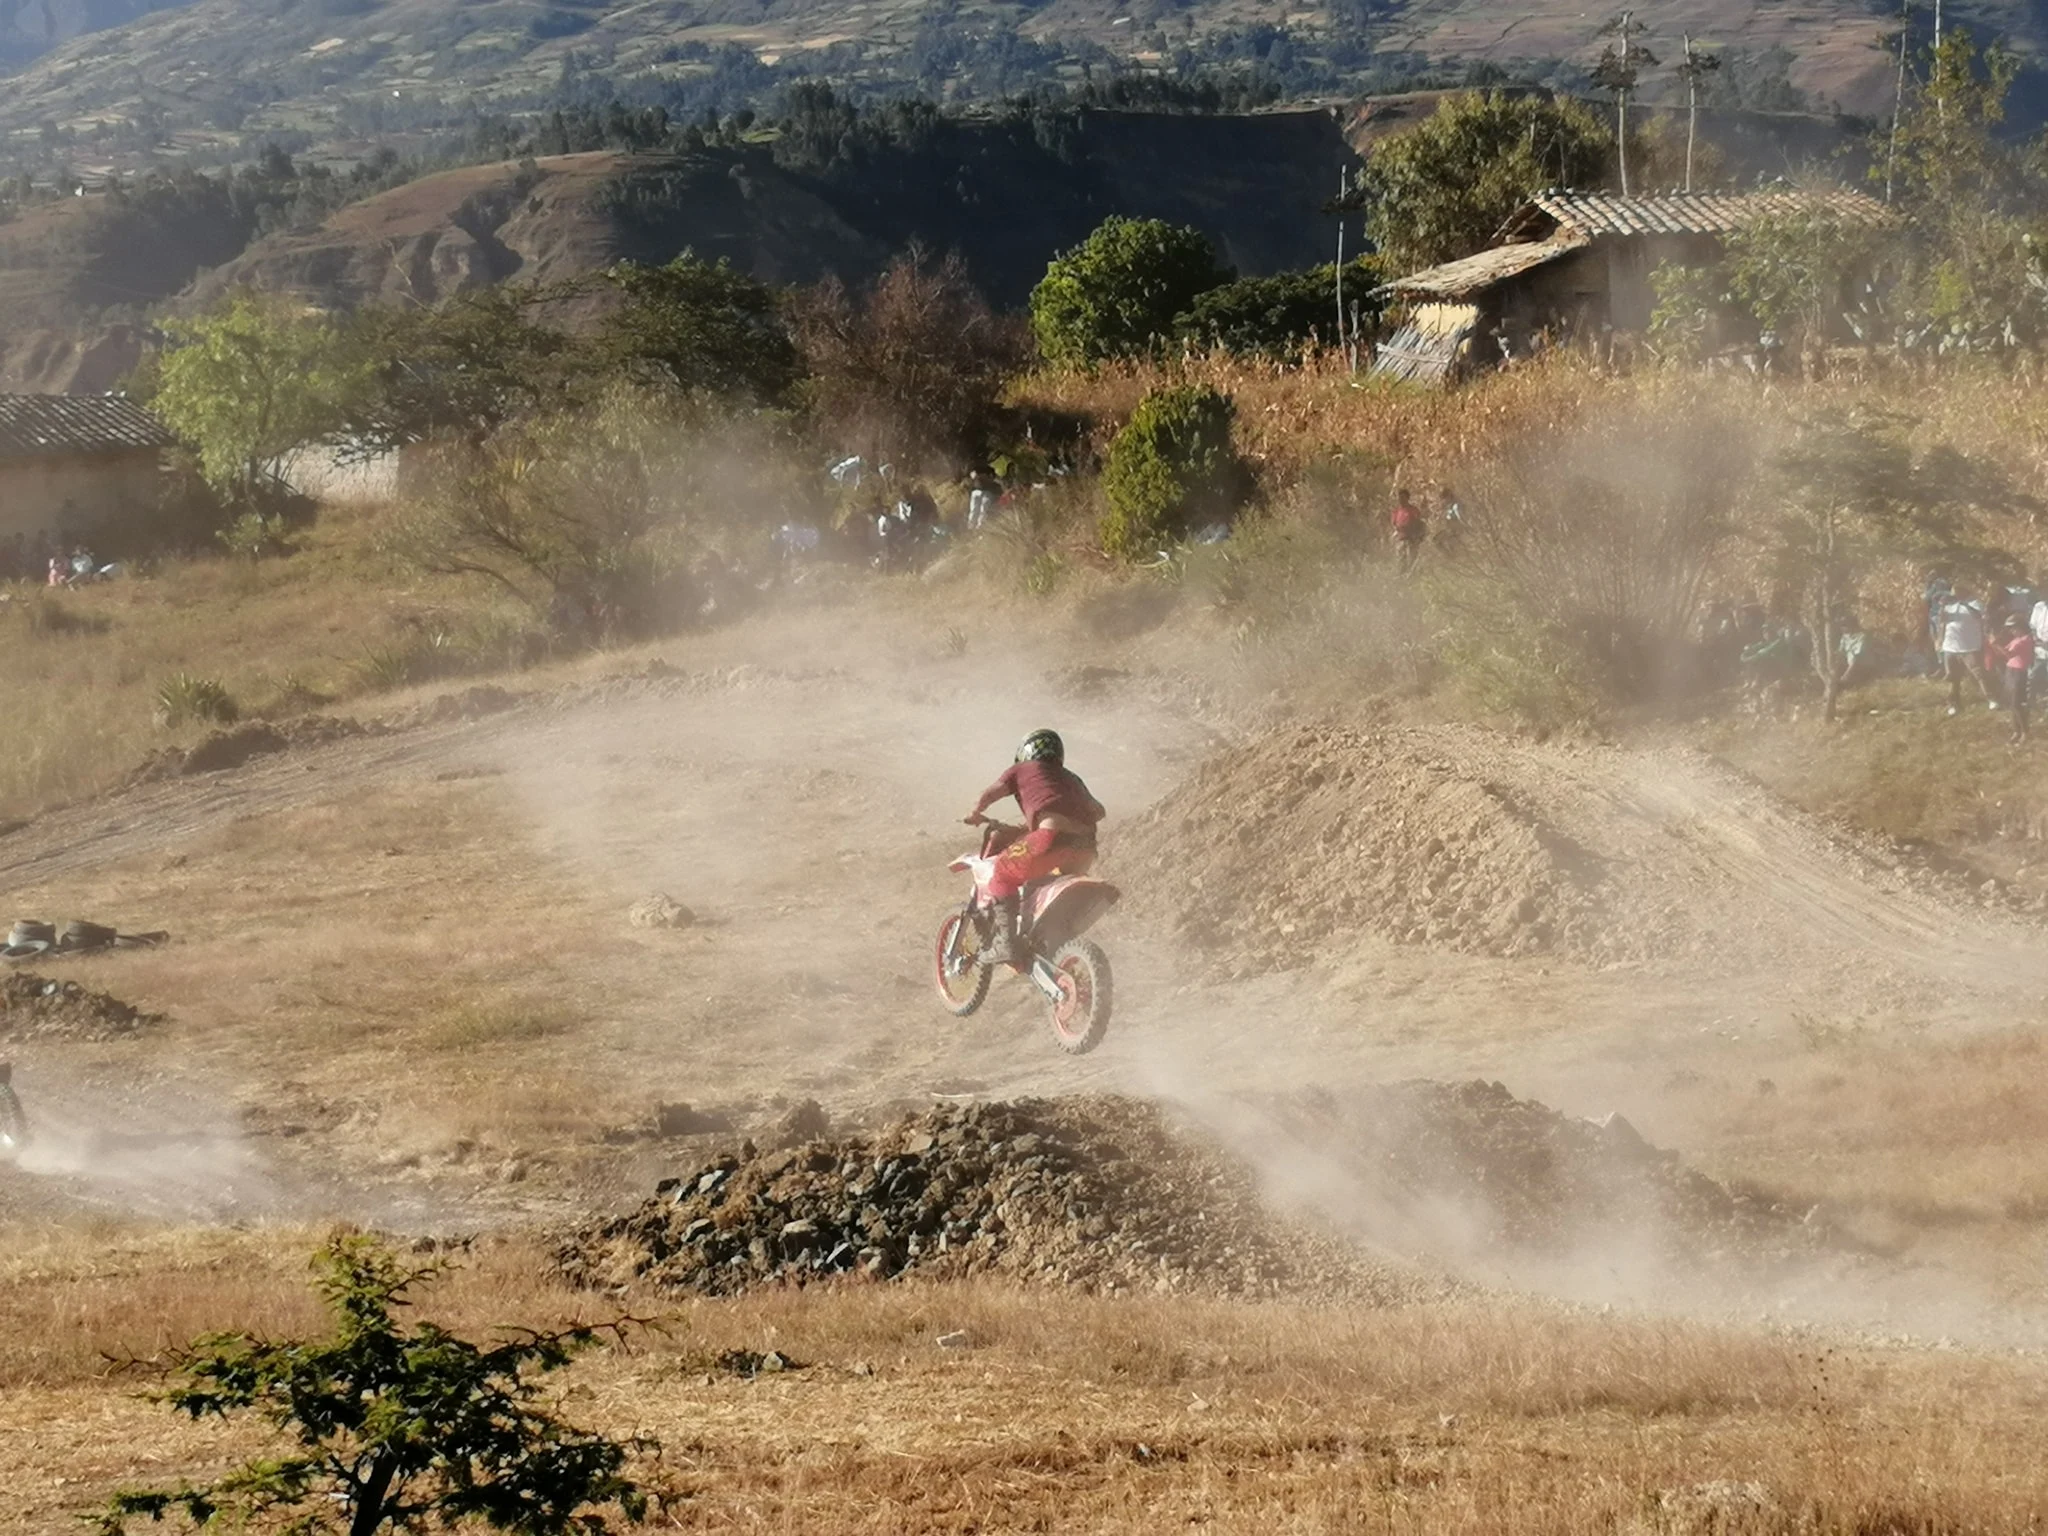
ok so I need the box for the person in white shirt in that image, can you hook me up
[2028,595,2048,682]
[1938,591,1996,715]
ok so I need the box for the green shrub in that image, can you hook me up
[1030,217,1232,366]
[1175,260,1382,359]
[217,508,292,561]
[1099,385,1248,561]
[154,673,239,728]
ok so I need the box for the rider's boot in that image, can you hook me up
[981,896,1021,966]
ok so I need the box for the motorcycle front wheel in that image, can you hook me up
[1045,939,1112,1055]
[934,912,992,1017]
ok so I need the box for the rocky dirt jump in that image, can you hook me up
[0,597,2044,1335]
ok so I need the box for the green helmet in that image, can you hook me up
[1016,728,1064,766]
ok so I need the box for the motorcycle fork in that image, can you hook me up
[944,901,981,973]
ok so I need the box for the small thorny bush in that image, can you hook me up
[97,1234,656,1536]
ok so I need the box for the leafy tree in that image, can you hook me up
[1030,217,1232,366]
[791,245,1027,471]
[1357,92,1612,273]
[1099,384,1248,560]
[594,255,801,405]
[344,286,588,457]
[1770,409,2023,721]
[1886,31,2048,347]
[1724,205,1888,362]
[97,1234,653,1536]
[1174,259,1382,359]
[387,386,778,641]
[1646,258,1734,361]
[151,292,369,500]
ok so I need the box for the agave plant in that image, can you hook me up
[155,673,239,729]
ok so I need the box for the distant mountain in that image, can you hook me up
[0,0,189,66]
[0,0,2037,175]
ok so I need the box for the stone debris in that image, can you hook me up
[0,972,162,1043]
[560,1081,1821,1301]
[629,894,697,930]
[556,1096,1420,1301]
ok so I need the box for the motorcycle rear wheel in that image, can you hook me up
[1045,939,1111,1055]
[934,912,991,1017]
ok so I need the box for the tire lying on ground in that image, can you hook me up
[58,920,117,952]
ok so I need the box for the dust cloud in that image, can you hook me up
[7,525,2048,1355]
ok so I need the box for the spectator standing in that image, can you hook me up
[1997,613,2035,743]
[1923,573,1953,654]
[1433,484,1465,554]
[1937,589,1996,715]
[2029,588,2048,684]
[1390,487,1426,572]
[966,469,998,531]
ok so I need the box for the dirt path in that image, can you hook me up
[1,605,2045,1335]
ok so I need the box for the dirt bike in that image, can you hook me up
[0,1062,26,1161]
[933,819,1119,1054]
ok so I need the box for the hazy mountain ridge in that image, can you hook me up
[0,0,2031,171]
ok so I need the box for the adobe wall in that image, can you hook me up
[0,449,162,545]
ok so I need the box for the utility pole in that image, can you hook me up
[1886,0,1910,203]
[1334,170,1347,367]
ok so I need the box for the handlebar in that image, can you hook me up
[963,817,1023,855]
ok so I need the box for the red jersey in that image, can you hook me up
[974,761,1104,834]
[2002,632,2036,670]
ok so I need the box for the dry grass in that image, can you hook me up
[0,500,490,819]
[1664,1024,2048,1245]
[4,1231,2047,1533]
[1712,680,2048,868]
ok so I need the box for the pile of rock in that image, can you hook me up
[0,972,162,1042]
[557,1096,1422,1302]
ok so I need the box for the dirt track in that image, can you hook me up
[2,600,2046,1330]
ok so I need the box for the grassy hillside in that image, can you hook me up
[34,109,1357,326]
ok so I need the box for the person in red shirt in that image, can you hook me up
[1390,487,1425,571]
[1996,612,2035,743]
[965,728,1105,964]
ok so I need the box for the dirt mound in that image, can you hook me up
[1258,1080,1811,1266]
[1118,725,1621,974]
[0,971,161,1042]
[556,1096,1422,1301]
[559,1083,1814,1302]
[132,715,379,782]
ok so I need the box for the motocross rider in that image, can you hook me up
[966,728,1104,965]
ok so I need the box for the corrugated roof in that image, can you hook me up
[0,394,177,461]
[1507,187,1896,241]
[1377,237,1587,299]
